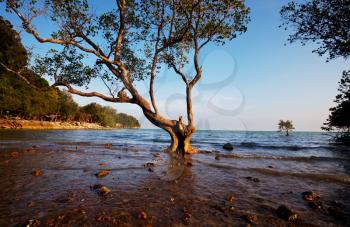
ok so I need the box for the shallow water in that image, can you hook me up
[0,129,349,226]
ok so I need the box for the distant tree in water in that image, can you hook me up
[322,71,350,144]
[278,120,295,136]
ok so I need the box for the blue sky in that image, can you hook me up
[1,1,348,131]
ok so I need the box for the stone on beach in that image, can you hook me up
[31,169,41,177]
[138,211,147,220]
[223,143,234,150]
[94,170,110,178]
[245,176,260,182]
[243,214,258,224]
[276,205,299,222]
[91,184,111,196]
[302,191,319,201]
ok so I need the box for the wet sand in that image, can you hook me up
[0,142,349,226]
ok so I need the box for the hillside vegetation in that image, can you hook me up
[0,16,139,128]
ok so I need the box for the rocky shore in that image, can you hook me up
[0,118,118,130]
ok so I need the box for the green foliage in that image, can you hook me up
[115,113,140,128]
[78,103,140,128]
[0,16,27,70]
[278,120,295,136]
[0,16,140,128]
[281,0,350,60]
[322,71,350,144]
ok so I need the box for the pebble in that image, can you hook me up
[31,169,41,177]
[94,170,110,178]
[302,191,319,201]
[223,143,234,150]
[138,211,147,220]
[276,205,299,222]
[244,214,258,224]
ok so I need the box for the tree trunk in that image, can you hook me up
[286,130,289,136]
[168,129,194,155]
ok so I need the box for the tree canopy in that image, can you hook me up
[1,0,250,153]
[278,120,295,136]
[322,71,350,144]
[281,0,350,61]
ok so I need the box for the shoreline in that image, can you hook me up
[0,130,349,226]
[0,118,139,130]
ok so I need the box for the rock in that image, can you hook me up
[27,201,35,208]
[268,165,274,168]
[223,143,234,150]
[153,153,161,158]
[31,169,41,177]
[302,191,319,201]
[90,184,111,196]
[138,211,147,220]
[98,186,111,196]
[10,151,20,158]
[215,154,220,160]
[308,201,323,209]
[186,161,193,166]
[148,167,154,172]
[228,196,236,203]
[276,205,299,222]
[144,162,155,167]
[244,214,258,224]
[24,219,41,227]
[95,170,110,178]
[170,197,175,202]
[245,176,260,182]
[91,184,103,190]
[104,144,112,149]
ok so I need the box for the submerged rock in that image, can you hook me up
[104,144,112,149]
[228,196,236,203]
[91,184,111,196]
[153,152,161,158]
[24,219,40,227]
[144,162,155,167]
[308,201,323,209]
[223,143,234,150]
[244,214,258,224]
[276,205,299,222]
[27,201,35,208]
[94,170,110,178]
[99,186,111,196]
[138,211,147,220]
[10,151,20,158]
[245,176,260,182]
[302,191,319,201]
[31,169,41,177]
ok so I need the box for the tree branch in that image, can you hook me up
[0,62,38,89]
[52,82,134,103]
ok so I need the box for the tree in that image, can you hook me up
[278,120,295,136]
[1,0,250,154]
[281,0,349,143]
[322,71,350,144]
[280,0,350,61]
